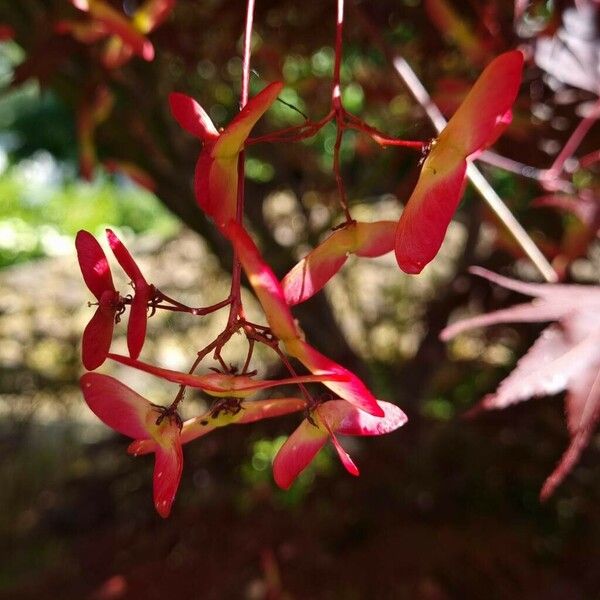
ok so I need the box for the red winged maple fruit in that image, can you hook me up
[76,229,153,369]
[224,221,388,418]
[60,0,175,69]
[129,397,306,456]
[395,50,523,274]
[281,220,396,305]
[441,267,600,499]
[169,82,283,229]
[81,373,183,517]
[273,399,407,489]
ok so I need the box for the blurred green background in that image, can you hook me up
[0,1,599,598]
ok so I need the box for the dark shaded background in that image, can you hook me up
[0,0,599,598]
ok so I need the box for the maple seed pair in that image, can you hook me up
[76,229,153,370]
[279,50,524,308]
[58,0,175,69]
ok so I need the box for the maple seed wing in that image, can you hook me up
[213,81,284,158]
[225,221,299,341]
[328,427,360,476]
[319,399,408,435]
[169,92,219,141]
[286,339,385,417]
[106,228,147,284]
[132,0,175,34]
[153,422,183,518]
[442,50,524,156]
[82,305,115,370]
[127,285,150,359]
[281,229,350,306]
[76,230,115,300]
[273,419,329,490]
[395,154,467,274]
[76,0,154,60]
[80,373,151,439]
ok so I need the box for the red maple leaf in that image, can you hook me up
[441,267,600,499]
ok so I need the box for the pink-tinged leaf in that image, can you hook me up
[224,222,299,341]
[441,269,600,341]
[130,397,306,455]
[441,301,575,341]
[318,399,408,435]
[441,268,600,498]
[477,325,576,411]
[192,82,282,227]
[168,93,219,141]
[80,373,151,439]
[107,353,346,396]
[82,305,116,370]
[282,221,396,305]
[152,420,183,518]
[272,419,329,489]
[442,51,523,156]
[127,284,150,359]
[395,154,467,274]
[105,228,147,284]
[540,372,600,500]
[76,230,115,300]
[236,397,306,424]
[565,364,600,436]
[132,0,175,34]
[214,82,284,158]
[468,266,581,299]
[286,339,384,417]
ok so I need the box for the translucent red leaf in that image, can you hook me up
[395,155,467,274]
[132,0,175,34]
[286,339,384,417]
[82,305,116,370]
[442,51,523,156]
[105,228,146,284]
[282,221,395,305]
[214,82,284,158]
[80,373,150,439]
[272,419,329,490]
[318,399,407,436]
[327,426,360,477]
[129,397,306,455]
[108,353,346,395]
[127,284,150,359]
[168,92,219,141]
[225,221,299,341]
[395,52,523,274]
[76,230,115,300]
[152,421,183,518]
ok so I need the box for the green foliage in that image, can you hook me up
[0,163,178,268]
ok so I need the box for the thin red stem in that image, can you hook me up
[225,0,256,329]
